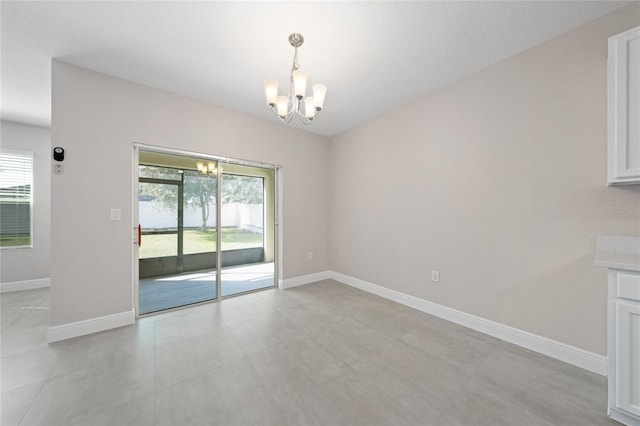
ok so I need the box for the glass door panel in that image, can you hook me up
[137,158,218,314]
[138,180,181,314]
[220,165,275,297]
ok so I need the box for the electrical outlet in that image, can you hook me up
[307,251,314,260]
[431,270,440,283]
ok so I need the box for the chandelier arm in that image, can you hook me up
[269,105,294,124]
[295,109,313,125]
[268,105,281,118]
[286,96,297,117]
[270,103,319,125]
[269,97,296,119]
[282,111,295,124]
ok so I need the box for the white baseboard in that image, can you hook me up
[47,309,135,343]
[0,277,50,293]
[280,271,331,289]
[327,271,608,376]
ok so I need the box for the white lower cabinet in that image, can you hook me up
[609,269,640,426]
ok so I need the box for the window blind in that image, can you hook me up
[0,150,33,247]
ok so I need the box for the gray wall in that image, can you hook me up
[0,121,51,284]
[51,62,330,326]
[329,4,640,356]
[50,5,640,357]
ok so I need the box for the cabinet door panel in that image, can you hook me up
[616,300,640,417]
[608,26,640,183]
[626,37,639,173]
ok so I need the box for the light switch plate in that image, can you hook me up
[110,208,121,221]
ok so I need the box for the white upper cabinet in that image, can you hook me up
[608,26,640,185]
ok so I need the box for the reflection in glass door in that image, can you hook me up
[220,164,275,297]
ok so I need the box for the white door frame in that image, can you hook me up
[132,146,140,316]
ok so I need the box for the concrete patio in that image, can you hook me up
[139,262,275,314]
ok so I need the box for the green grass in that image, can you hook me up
[139,227,262,259]
[0,235,31,248]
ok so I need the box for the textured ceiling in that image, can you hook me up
[0,1,632,137]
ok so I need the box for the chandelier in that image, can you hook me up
[263,33,327,125]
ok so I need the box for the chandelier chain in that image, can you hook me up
[290,47,300,85]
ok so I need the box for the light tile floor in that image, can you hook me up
[1,280,615,425]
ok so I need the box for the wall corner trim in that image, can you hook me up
[46,309,135,343]
[0,278,51,293]
[280,271,331,289]
[325,270,608,376]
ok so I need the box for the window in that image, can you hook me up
[0,150,33,248]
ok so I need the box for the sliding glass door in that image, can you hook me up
[136,148,277,315]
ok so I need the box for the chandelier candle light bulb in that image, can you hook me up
[276,96,289,118]
[264,33,327,125]
[292,70,308,99]
[264,80,279,106]
[304,97,316,118]
[312,84,327,111]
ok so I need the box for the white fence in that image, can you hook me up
[140,201,263,231]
